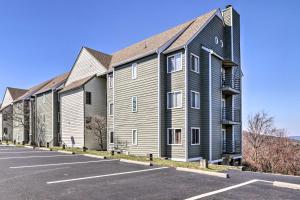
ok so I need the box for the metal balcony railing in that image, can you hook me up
[222,75,241,91]
[222,107,241,123]
[223,140,241,154]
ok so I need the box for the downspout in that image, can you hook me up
[157,51,161,158]
[184,45,188,161]
[83,86,86,149]
[51,90,54,146]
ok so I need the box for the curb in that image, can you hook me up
[83,154,107,159]
[120,159,151,166]
[57,150,74,154]
[176,167,229,178]
[273,181,300,190]
[38,147,50,151]
[24,146,33,149]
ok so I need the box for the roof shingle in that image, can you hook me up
[35,72,69,95]
[59,75,95,93]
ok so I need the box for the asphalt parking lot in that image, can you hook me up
[0,145,299,200]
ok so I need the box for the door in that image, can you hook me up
[222,129,226,153]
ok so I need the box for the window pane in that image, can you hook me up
[109,103,113,115]
[168,93,173,108]
[86,92,91,105]
[175,129,181,144]
[168,56,175,72]
[175,54,181,71]
[175,92,181,107]
[132,97,137,112]
[110,131,114,143]
[109,75,113,88]
[132,63,137,79]
[132,130,137,145]
[196,93,200,108]
[168,129,173,144]
[191,92,195,107]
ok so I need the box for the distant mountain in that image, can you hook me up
[289,136,300,141]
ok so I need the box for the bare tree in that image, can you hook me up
[86,115,106,150]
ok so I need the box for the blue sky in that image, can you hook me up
[0,0,299,135]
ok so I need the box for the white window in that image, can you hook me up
[132,63,137,79]
[108,74,113,89]
[167,128,182,145]
[132,129,138,145]
[110,131,114,144]
[109,103,113,116]
[132,96,137,112]
[191,128,200,145]
[190,54,200,73]
[167,53,182,73]
[191,91,200,109]
[167,91,182,109]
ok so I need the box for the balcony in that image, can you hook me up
[222,76,240,95]
[222,107,241,125]
[222,140,241,154]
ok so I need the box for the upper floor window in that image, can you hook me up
[191,91,200,109]
[109,103,113,116]
[167,91,182,109]
[167,53,182,73]
[132,129,138,145]
[85,92,92,105]
[191,128,200,145]
[3,114,7,121]
[108,74,113,89]
[168,128,182,145]
[132,63,137,79]
[190,53,200,73]
[132,96,137,112]
[110,131,114,144]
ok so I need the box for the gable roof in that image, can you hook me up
[7,87,28,101]
[14,80,52,103]
[59,75,95,94]
[82,9,219,69]
[34,72,70,95]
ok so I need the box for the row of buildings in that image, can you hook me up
[0,5,242,163]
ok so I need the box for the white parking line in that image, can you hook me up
[47,167,168,184]
[10,159,117,169]
[0,151,49,154]
[185,179,264,200]
[0,154,79,160]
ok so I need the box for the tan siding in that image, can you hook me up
[163,49,186,159]
[36,91,53,146]
[61,88,84,148]
[66,48,107,86]
[1,90,13,109]
[84,77,107,150]
[106,72,114,149]
[114,54,159,156]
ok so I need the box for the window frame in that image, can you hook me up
[191,127,200,145]
[132,96,138,113]
[109,103,113,116]
[190,90,200,109]
[190,53,200,73]
[167,53,182,73]
[131,63,137,80]
[108,74,113,89]
[167,128,182,145]
[132,129,138,145]
[85,91,92,105]
[167,91,182,109]
[3,114,7,121]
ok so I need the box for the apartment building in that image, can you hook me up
[58,5,242,162]
[0,87,28,141]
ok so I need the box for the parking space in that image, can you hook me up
[0,146,299,200]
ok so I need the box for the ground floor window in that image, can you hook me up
[191,128,200,145]
[168,128,182,145]
[132,129,138,145]
[110,131,114,144]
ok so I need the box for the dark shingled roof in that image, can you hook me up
[7,87,28,101]
[35,72,69,95]
[59,75,95,93]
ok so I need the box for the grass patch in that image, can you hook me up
[46,147,235,172]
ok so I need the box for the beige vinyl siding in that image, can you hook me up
[13,102,27,143]
[1,89,13,109]
[84,77,107,150]
[164,49,186,159]
[107,72,114,149]
[114,54,159,157]
[0,113,2,139]
[36,91,53,146]
[61,88,84,148]
[66,48,107,86]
